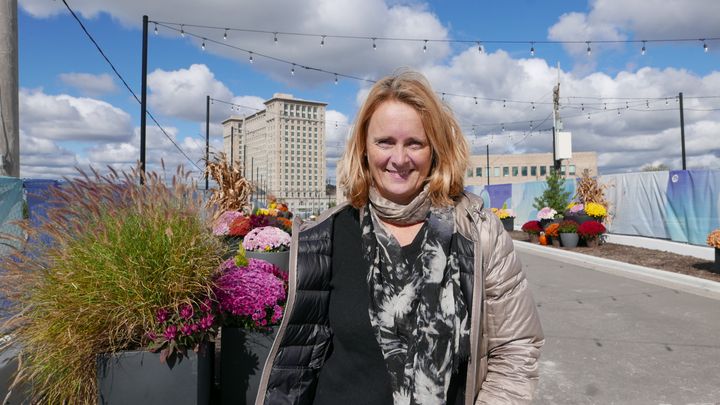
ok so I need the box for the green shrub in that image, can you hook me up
[533,168,571,213]
[0,167,225,404]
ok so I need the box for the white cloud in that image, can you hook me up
[20,89,133,142]
[548,0,720,58]
[58,72,117,96]
[324,110,350,180]
[19,132,80,178]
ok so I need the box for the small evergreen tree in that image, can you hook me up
[533,169,571,213]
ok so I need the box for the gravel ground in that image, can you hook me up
[508,230,720,283]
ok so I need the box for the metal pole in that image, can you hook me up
[679,92,686,170]
[251,157,254,203]
[486,145,490,186]
[140,15,148,184]
[0,0,19,177]
[230,126,234,167]
[205,95,210,189]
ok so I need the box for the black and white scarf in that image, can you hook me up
[362,187,470,405]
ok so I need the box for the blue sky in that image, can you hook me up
[16,0,720,180]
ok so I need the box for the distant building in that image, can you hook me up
[222,93,328,216]
[464,151,598,186]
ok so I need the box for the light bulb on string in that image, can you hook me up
[626,101,629,109]
[530,42,535,56]
[223,29,228,40]
[703,40,708,53]
[291,64,295,76]
[423,40,428,53]
[180,25,185,37]
[586,41,591,56]
[273,32,278,44]
[441,92,445,102]
[581,103,584,111]
[321,35,325,47]
[372,38,377,50]
[477,42,483,53]
[604,103,607,110]
[201,39,205,51]
[334,74,338,85]
[501,123,505,132]
[530,121,533,130]
[503,99,506,108]
[531,102,535,111]
[154,23,158,35]
[617,108,621,116]
[249,52,254,63]
[587,113,591,120]
[641,41,646,55]
[474,97,478,105]
[646,99,649,109]
[665,98,668,105]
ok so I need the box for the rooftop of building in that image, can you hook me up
[222,93,327,125]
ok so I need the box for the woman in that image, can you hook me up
[255,70,543,404]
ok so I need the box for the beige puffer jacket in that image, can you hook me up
[454,193,544,404]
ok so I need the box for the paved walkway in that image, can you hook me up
[519,249,720,404]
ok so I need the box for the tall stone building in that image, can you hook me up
[222,93,328,216]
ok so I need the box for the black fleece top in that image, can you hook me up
[313,208,466,405]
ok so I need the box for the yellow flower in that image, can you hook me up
[566,202,577,210]
[585,202,607,218]
[707,229,720,248]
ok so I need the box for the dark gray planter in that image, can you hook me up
[714,248,720,274]
[245,251,290,273]
[500,217,514,232]
[97,344,212,405]
[559,232,579,248]
[220,327,278,405]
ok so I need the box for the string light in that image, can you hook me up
[581,103,584,111]
[441,92,445,101]
[477,42,483,53]
[586,41,591,55]
[503,99,506,108]
[474,97,478,105]
[604,103,607,110]
[530,42,535,56]
[587,113,591,120]
[290,64,295,76]
[249,52,254,63]
[223,29,228,40]
[154,23,158,35]
[641,41,646,55]
[501,123,505,132]
[531,102,535,111]
[665,98,668,105]
[334,74,338,85]
[617,108,621,115]
[201,39,205,50]
[423,40,428,53]
[273,32,278,44]
[321,35,326,47]
[372,37,377,50]
[703,40,709,52]
[646,99,650,108]
[180,24,185,37]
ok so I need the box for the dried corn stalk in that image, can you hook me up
[574,168,611,208]
[206,153,252,217]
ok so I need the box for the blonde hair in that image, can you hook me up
[338,70,469,208]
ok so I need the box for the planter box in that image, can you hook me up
[97,344,212,405]
[245,251,290,273]
[220,327,278,405]
[560,233,579,248]
[500,217,514,232]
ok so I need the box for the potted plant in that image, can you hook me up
[214,255,288,405]
[558,219,580,248]
[536,207,558,229]
[706,229,720,274]
[492,207,516,232]
[544,223,561,247]
[533,168,571,216]
[241,226,292,272]
[584,202,607,222]
[521,220,543,243]
[0,167,225,404]
[577,221,606,248]
[570,169,611,224]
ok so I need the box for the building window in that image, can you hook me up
[503,167,509,177]
[467,169,473,177]
[476,167,482,177]
[521,166,528,176]
[494,167,500,177]
[540,166,547,176]
[531,166,537,176]
[561,165,567,175]
[569,165,576,175]
[512,167,518,176]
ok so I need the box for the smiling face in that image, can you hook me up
[366,100,433,205]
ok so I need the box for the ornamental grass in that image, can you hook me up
[0,166,225,404]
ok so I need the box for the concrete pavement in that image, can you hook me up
[519,249,720,404]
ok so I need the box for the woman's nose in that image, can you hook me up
[389,145,409,165]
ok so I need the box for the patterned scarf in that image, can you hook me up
[362,189,470,405]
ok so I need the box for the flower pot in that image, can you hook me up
[585,237,599,248]
[220,327,278,405]
[245,250,290,273]
[97,343,212,405]
[223,236,243,259]
[500,217,515,232]
[528,233,540,244]
[539,218,554,229]
[550,237,561,248]
[559,232,579,248]
[567,213,594,225]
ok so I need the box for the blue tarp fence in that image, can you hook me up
[466,170,720,246]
